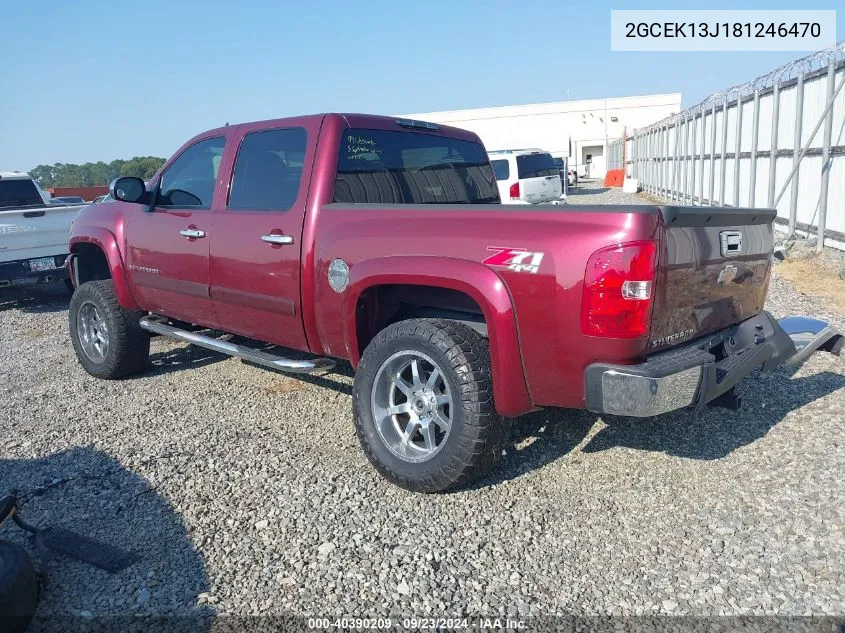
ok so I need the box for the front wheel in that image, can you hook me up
[353,319,508,492]
[69,280,150,379]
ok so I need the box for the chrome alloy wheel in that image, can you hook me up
[77,300,109,363]
[370,350,453,463]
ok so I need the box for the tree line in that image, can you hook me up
[29,157,166,188]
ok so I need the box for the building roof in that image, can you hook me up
[399,93,682,123]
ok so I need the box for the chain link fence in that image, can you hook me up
[627,41,845,250]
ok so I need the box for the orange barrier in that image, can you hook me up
[603,169,625,187]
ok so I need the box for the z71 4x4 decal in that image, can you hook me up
[482,247,545,274]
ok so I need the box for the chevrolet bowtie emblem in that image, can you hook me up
[717,264,738,285]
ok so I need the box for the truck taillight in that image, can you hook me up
[509,182,520,200]
[581,240,657,338]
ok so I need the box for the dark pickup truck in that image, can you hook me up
[66,113,840,492]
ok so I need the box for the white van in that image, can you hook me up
[489,149,563,204]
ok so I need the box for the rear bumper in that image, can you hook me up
[585,311,841,417]
[0,255,69,288]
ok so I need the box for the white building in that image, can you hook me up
[400,93,681,180]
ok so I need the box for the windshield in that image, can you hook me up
[0,178,44,209]
[333,128,500,204]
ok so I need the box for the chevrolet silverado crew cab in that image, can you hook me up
[1,171,82,289]
[66,114,841,492]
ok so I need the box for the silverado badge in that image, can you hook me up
[651,328,696,348]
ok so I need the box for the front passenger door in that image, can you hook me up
[126,135,226,327]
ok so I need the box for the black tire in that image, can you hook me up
[353,318,507,493]
[69,280,150,379]
[0,540,38,633]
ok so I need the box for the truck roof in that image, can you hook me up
[0,171,33,180]
[197,113,482,144]
[488,149,549,156]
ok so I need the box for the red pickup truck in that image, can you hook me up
[66,113,840,492]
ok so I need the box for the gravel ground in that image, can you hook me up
[567,179,645,206]
[1,182,844,629]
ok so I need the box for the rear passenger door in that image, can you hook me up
[209,122,314,350]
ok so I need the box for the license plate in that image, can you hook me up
[29,257,58,271]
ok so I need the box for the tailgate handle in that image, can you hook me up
[720,231,743,257]
[23,210,45,218]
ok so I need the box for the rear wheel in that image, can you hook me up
[353,319,507,492]
[69,280,150,379]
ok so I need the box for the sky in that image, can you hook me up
[1,0,842,170]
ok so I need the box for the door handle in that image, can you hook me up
[260,234,294,245]
[180,228,206,239]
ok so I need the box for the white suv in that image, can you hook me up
[489,149,563,204]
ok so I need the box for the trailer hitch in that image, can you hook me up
[709,387,743,411]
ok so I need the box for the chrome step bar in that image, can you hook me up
[139,317,335,375]
[778,315,843,367]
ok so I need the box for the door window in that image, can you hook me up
[158,137,226,208]
[227,128,308,211]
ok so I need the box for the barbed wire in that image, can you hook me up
[637,40,845,133]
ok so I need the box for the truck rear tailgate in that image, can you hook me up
[0,205,81,263]
[649,206,776,353]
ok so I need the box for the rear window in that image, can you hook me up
[491,159,510,181]
[0,179,43,209]
[333,129,499,204]
[517,153,558,179]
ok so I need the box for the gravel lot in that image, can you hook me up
[1,182,843,629]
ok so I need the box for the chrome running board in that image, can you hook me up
[778,316,843,367]
[139,317,335,375]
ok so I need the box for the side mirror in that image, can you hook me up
[109,177,146,203]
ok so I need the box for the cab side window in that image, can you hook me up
[228,128,307,211]
[158,136,226,208]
